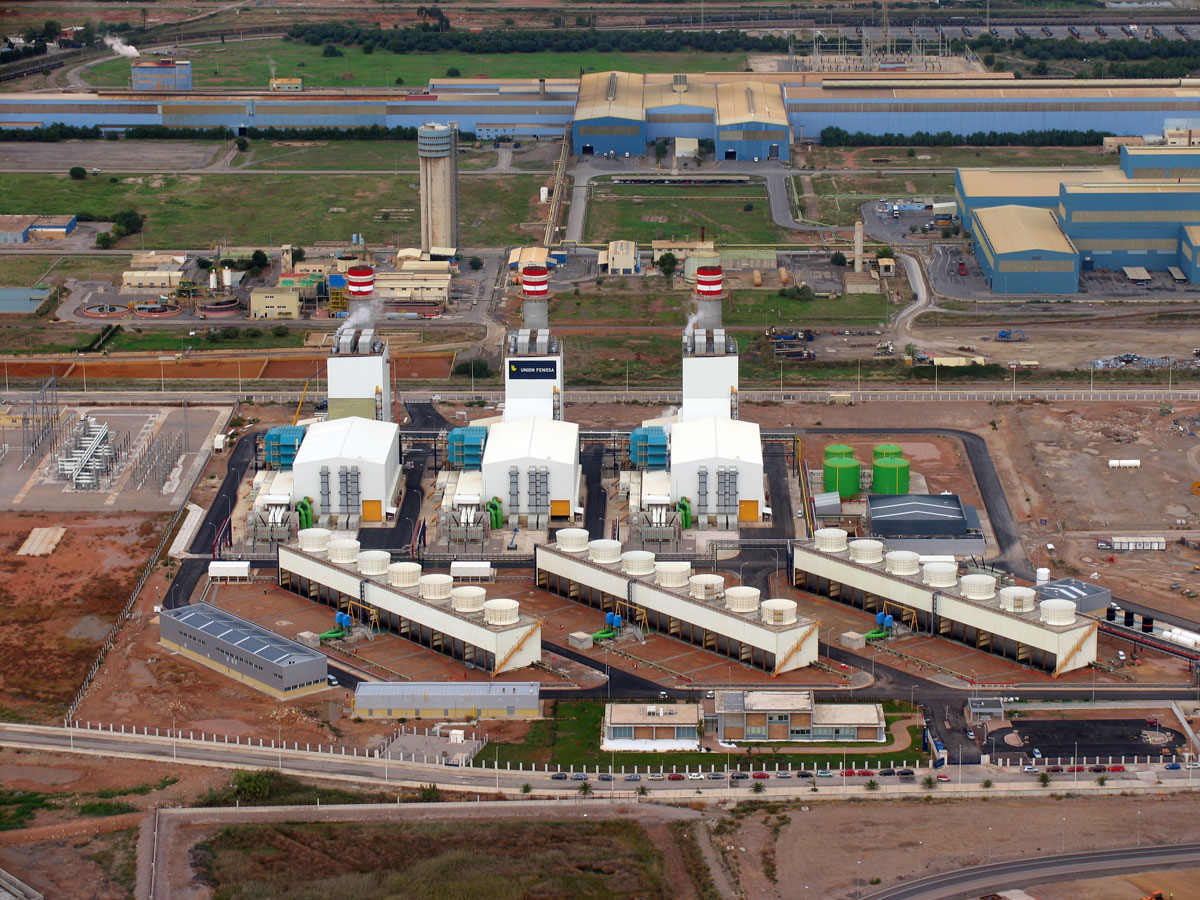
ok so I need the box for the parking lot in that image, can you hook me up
[995,718,1188,760]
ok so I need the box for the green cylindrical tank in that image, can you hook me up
[873,457,911,495]
[873,443,904,460]
[824,443,855,460]
[823,457,861,499]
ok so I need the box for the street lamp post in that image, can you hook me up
[1137,809,1141,847]
[988,826,992,864]
[277,726,282,770]
[171,716,177,759]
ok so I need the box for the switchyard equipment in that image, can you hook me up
[18,377,60,470]
[131,430,184,492]
[54,413,131,490]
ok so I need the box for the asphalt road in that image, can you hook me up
[863,842,1200,900]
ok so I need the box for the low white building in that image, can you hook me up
[481,417,580,523]
[602,702,701,751]
[291,417,400,523]
[670,417,765,525]
[326,331,391,423]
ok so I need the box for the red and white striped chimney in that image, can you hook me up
[695,265,724,298]
[346,265,375,298]
[520,265,550,297]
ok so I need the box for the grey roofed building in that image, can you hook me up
[866,494,980,538]
[1036,577,1112,613]
[352,681,541,719]
[159,602,327,696]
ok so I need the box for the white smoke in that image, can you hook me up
[104,36,140,58]
[334,296,381,343]
[267,56,277,79]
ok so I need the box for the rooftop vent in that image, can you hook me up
[606,72,618,102]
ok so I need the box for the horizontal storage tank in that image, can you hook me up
[327,538,360,565]
[848,539,884,564]
[885,550,921,576]
[1039,598,1077,626]
[999,586,1037,613]
[814,527,849,553]
[588,539,622,565]
[922,562,958,588]
[823,457,861,499]
[761,598,798,626]
[483,598,520,626]
[689,574,725,600]
[621,550,656,576]
[824,444,855,460]
[555,528,590,553]
[451,585,487,613]
[357,550,390,576]
[873,443,904,460]
[387,561,422,588]
[297,528,331,553]
[655,560,692,588]
[418,573,453,602]
[872,457,911,495]
[724,585,761,613]
[960,573,997,601]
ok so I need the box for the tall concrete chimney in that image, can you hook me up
[854,220,864,273]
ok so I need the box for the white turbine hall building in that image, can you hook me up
[480,416,581,526]
[669,416,765,525]
[291,416,401,524]
[790,532,1098,676]
[325,328,391,424]
[535,542,819,674]
[278,543,542,674]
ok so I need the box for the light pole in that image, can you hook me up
[1137,809,1141,847]
[277,726,282,770]
[1060,816,1065,855]
[1074,741,1078,783]
[171,715,177,759]
[988,826,992,864]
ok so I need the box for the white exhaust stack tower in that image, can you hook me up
[680,265,738,422]
[502,264,563,421]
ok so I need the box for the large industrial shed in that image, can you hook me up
[572,71,646,157]
[866,493,985,556]
[972,205,1079,294]
[643,78,718,144]
[669,417,765,525]
[159,602,328,699]
[714,81,790,161]
[352,682,540,720]
[291,417,400,523]
[480,417,580,522]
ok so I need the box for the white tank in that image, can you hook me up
[655,561,692,588]
[885,550,920,576]
[418,573,453,601]
[848,539,884,564]
[451,585,487,613]
[922,562,958,588]
[588,539,622,564]
[387,561,422,588]
[1038,598,1077,625]
[999,586,1037,613]
[814,527,849,553]
[761,598,798,625]
[327,538,360,565]
[483,598,520,626]
[556,528,590,553]
[621,550,656,576]
[1036,567,1051,586]
[724,585,761,613]
[357,550,390,576]
[689,574,725,600]
[960,573,997,601]
[297,528,331,553]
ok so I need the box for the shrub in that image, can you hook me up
[231,770,271,802]
[830,250,847,267]
[468,256,483,271]
[446,66,461,77]
[271,324,288,337]
[322,44,343,57]
[742,202,754,212]
[234,137,248,151]
[68,166,87,180]
[454,359,491,378]
[95,231,114,249]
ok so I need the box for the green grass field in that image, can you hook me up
[804,144,1113,170]
[724,289,891,328]
[0,173,544,248]
[238,140,496,171]
[86,39,749,89]
[104,326,306,353]
[805,173,955,226]
[585,185,788,244]
[0,255,129,287]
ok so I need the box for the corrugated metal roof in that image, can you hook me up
[575,70,645,122]
[974,205,1076,256]
[715,81,788,127]
[957,167,1126,198]
[292,417,399,469]
[165,602,322,666]
[670,417,764,467]
[355,681,539,701]
[1064,181,1200,194]
[483,417,578,466]
[643,79,717,112]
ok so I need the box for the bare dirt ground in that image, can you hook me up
[719,794,1200,900]
[1032,867,1200,900]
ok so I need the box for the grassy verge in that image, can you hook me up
[585,186,788,244]
[0,790,57,830]
[239,139,496,171]
[86,828,138,896]
[0,255,130,288]
[723,289,891,328]
[87,39,749,89]
[803,144,1113,170]
[807,172,955,226]
[104,326,307,353]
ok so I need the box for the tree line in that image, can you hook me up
[819,126,1109,147]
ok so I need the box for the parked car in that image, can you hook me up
[896,769,915,779]
[1089,765,1108,773]
[707,772,726,780]
[551,772,568,780]
[752,772,771,780]
[667,773,685,781]
[957,261,968,276]
[1048,766,1064,773]
[1165,763,1182,770]
[816,770,834,778]
[965,728,976,740]
[687,772,704,780]
[705,690,715,699]
[796,770,815,779]
[570,773,588,781]
[878,768,896,777]
[1067,765,1085,772]
[648,773,665,781]
[731,772,750,780]
[598,773,613,781]
[1031,748,1043,759]
[1022,765,1039,773]
[856,769,875,777]
[775,771,793,779]
[1188,762,1200,769]
[1108,765,1126,772]
[624,774,641,781]
[840,769,856,777]
[936,774,952,782]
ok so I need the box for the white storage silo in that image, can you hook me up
[621,550,656,576]
[1036,567,1051,586]
[418,573,453,602]
[655,561,692,588]
[387,561,422,588]
[922,562,958,588]
[689,574,725,600]
[298,528,331,553]
[814,527,849,553]
[959,573,997,601]
[1038,598,1077,625]
[483,598,520,626]
[761,598,798,625]
[451,585,487,613]
[327,538,360,565]
[556,528,590,553]
[848,539,884,564]
[357,550,390,576]
[724,586,761,613]
[885,551,920,576]
[588,539,622,565]
[999,586,1037,613]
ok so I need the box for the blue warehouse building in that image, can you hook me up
[961,145,1200,293]
[131,60,192,92]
